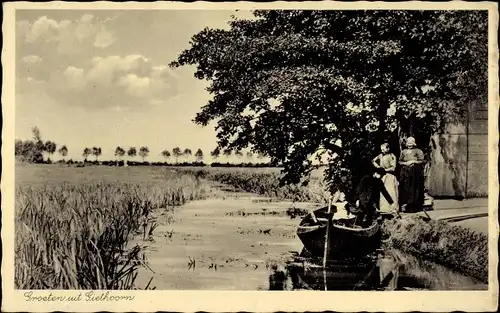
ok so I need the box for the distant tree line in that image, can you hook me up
[157,146,264,164]
[15,127,68,163]
[15,127,269,166]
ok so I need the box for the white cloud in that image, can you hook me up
[80,14,94,23]
[17,14,116,54]
[25,16,61,43]
[118,74,151,98]
[87,55,150,86]
[94,28,115,48]
[21,55,42,64]
[34,54,179,110]
[63,66,87,91]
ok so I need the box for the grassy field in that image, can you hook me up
[15,164,214,289]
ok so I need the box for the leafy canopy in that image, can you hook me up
[83,148,92,160]
[127,147,137,157]
[115,146,126,159]
[139,147,150,160]
[172,147,182,158]
[170,10,487,193]
[211,147,221,158]
[58,145,68,157]
[44,141,57,155]
[161,150,171,158]
[195,148,204,161]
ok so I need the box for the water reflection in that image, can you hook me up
[269,248,487,291]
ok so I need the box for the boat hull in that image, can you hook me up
[296,206,382,260]
[285,257,382,290]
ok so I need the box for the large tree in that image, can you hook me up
[195,148,204,162]
[139,146,150,162]
[210,147,221,160]
[58,145,68,161]
[15,139,43,163]
[184,148,192,162]
[172,147,182,163]
[44,141,57,161]
[161,149,171,162]
[31,126,45,161]
[92,147,102,162]
[115,146,126,160]
[127,147,137,160]
[82,148,92,162]
[170,10,487,197]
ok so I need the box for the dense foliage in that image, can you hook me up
[170,10,488,197]
[15,127,69,163]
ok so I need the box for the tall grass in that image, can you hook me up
[382,215,488,284]
[15,169,210,290]
[178,167,328,203]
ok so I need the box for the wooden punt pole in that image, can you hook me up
[323,197,333,290]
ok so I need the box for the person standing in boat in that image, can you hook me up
[398,137,426,213]
[372,143,399,214]
[353,167,397,227]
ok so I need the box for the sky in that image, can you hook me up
[15,9,259,162]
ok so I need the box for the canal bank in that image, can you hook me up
[382,198,489,284]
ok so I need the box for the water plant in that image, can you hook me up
[15,168,210,289]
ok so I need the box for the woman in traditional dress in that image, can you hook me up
[372,143,399,213]
[398,137,426,213]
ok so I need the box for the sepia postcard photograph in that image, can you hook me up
[2,1,499,312]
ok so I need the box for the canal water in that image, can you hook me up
[132,194,487,291]
[268,248,487,291]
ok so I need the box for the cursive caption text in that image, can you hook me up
[24,291,135,302]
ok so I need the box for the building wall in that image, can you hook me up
[426,124,468,198]
[466,104,488,197]
[425,101,488,198]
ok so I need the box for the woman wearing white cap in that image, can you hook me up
[398,136,426,213]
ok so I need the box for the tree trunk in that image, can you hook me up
[377,96,389,146]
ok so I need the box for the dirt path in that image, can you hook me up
[131,185,319,290]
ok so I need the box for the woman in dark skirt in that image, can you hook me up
[398,137,426,213]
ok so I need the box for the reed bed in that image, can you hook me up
[179,168,327,203]
[15,169,210,290]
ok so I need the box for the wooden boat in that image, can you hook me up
[296,205,382,260]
